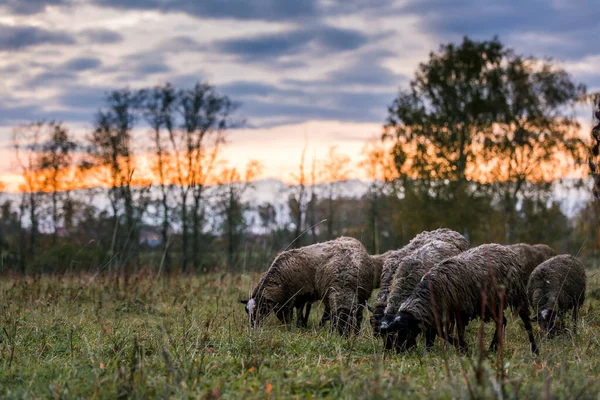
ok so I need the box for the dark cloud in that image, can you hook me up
[92,0,318,21]
[1,0,68,15]
[63,57,103,72]
[220,81,307,98]
[134,62,171,75]
[399,0,600,59]
[25,71,76,88]
[80,28,123,44]
[55,85,108,110]
[215,26,368,61]
[0,24,74,51]
[216,78,393,127]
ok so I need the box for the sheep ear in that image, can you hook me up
[240,300,249,305]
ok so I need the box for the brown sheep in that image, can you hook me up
[370,228,469,336]
[371,250,395,289]
[527,254,586,334]
[508,243,556,286]
[379,240,464,349]
[381,244,539,354]
[241,236,374,335]
[317,249,394,328]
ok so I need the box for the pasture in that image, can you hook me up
[1,271,600,399]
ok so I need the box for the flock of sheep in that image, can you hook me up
[241,229,587,355]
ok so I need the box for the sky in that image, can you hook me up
[1,0,599,190]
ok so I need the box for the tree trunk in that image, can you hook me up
[181,191,189,273]
[192,184,204,270]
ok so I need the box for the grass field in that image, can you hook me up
[1,270,600,399]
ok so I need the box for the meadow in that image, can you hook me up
[1,270,600,399]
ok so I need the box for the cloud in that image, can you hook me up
[92,0,318,21]
[80,28,123,44]
[63,57,103,72]
[0,24,74,51]
[214,26,368,61]
[399,0,600,59]
[0,0,68,15]
[285,52,403,89]
[25,71,77,88]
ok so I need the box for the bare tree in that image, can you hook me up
[320,146,350,239]
[288,145,307,246]
[168,83,233,272]
[39,122,77,243]
[87,89,140,268]
[216,161,261,268]
[12,122,45,260]
[139,84,176,272]
[306,152,318,243]
[359,140,397,254]
[587,93,600,201]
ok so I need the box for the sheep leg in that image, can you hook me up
[304,302,312,326]
[572,306,579,335]
[354,306,364,335]
[488,314,507,352]
[518,307,539,355]
[425,328,437,350]
[296,303,311,328]
[455,316,468,354]
[320,308,331,327]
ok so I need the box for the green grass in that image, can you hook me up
[1,271,600,399]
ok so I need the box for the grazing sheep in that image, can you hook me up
[379,240,464,349]
[381,244,539,354]
[241,236,374,335]
[371,250,395,289]
[370,229,469,336]
[527,255,586,334]
[318,250,393,327]
[509,243,556,285]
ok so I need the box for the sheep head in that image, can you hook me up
[538,308,558,332]
[381,311,421,352]
[240,297,276,327]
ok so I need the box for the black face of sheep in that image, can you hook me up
[380,311,421,352]
[538,308,559,333]
[369,307,384,337]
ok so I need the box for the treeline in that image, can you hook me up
[0,36,598,275]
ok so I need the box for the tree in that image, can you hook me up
[216,161,261,268]
[359,139,397,253]
[39,122,77,243]
[288,146,307,246]
[587,93,600,200]
[139,84,176,272]
[13,122,45,261]
[168,83,233,272]
[320,146,350,239]
[385,36,586,241]
[87,89,141,269]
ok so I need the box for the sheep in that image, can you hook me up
[371,250,395,289]
[241,236,374,335]
[381,244,539,354]
[370,229,469,336]
[317,249,394,327]
[379,240,465,349]
[508,243,556,286]
[527,255,586,334]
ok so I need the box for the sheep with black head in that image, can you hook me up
[379,239,464,350]
[528,254,586,334]
[381,244,539,354]
[370,228,469,336]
